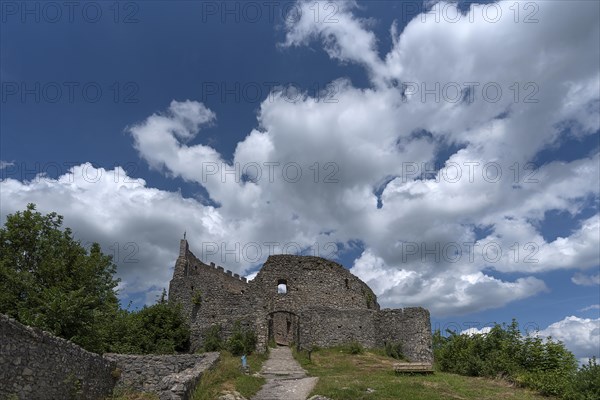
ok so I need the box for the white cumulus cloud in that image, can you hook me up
[538,316,600,362]
[2,1,599,315]
[572,272,600,286]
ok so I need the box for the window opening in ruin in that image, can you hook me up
[277,279,288,294]
[345,278,349,289]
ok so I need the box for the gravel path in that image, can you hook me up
[251,347,318,400]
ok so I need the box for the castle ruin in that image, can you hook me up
[169,239,433,363]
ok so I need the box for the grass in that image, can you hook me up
[192,351,267,400]
[108,351,267,400]
[293,347,554,400]
[107,388,159,400]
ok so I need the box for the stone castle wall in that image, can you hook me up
[169,242,254,351]
[169,240,433,363]
[0,314,116,400]
[250,255,380,315]
[377,308,433,363]
[298,307,433,363]
[300,307,379,348]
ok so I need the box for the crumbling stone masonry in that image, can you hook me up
[169,240,433,363]
[105,353,220,400]
[0,314,116,400]
[0,313,221,400]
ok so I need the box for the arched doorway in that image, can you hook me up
[268,311,299,346]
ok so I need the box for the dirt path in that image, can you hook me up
[251,346,318,400]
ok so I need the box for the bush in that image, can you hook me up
[518,369,574,397]
[564,357,600,400]
[433,319,583,399]
[192,290,202,306]
[385,341,405,360]
[346,341,364,355]
[203,324,223,352]
[226,321,257,356]
[105,290,190,354]
[111,368,122,379]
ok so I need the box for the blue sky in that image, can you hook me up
[1,1,599,361]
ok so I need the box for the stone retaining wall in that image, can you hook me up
[0,314,116,400]
[105,352,220,400]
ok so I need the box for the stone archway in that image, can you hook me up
[268,311,299,346]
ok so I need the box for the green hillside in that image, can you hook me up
[293,347,551,400]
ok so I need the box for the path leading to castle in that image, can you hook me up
[251,346,318,400]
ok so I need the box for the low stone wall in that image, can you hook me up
[105,352,220,400]
[0,314,116,400]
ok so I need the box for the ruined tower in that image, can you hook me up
[169,239,433,363]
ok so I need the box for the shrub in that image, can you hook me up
[346,341,364,355]
[203,324,223,352]
[385,341,405,360]
[192,290,202,306]
[106,291,190,354]
[226,321,257,356]
[361,288,375,308]
[564,357,600,400]
[111,368,122,379]
[433,319,582,399]
[518,367,576,397]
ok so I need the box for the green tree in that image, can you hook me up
[0,204,119,352]
[104,289,190,354]
[565,357,600,400]
[0,204,190,355]
[433,319,581,398]
[133,289,190,354]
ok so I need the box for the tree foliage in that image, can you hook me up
[566,357,600,400]
[0,204,189,354]
[433,319,599,399]
[105,290,190,354]
[203,324,224,352]
[0,204,119,352]
[226,321,257,356]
